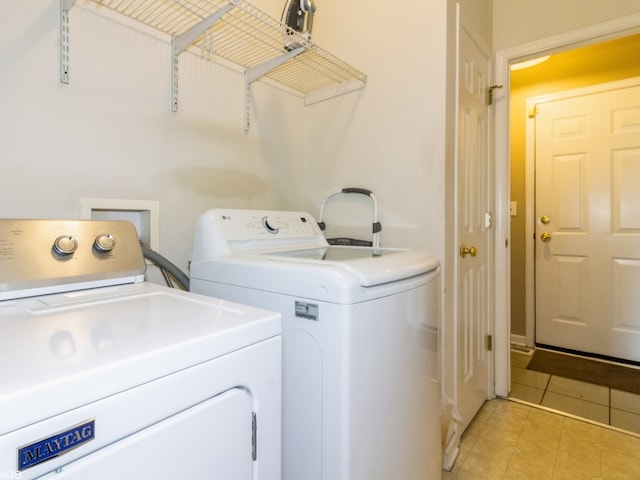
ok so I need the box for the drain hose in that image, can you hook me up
[140,242,190,291]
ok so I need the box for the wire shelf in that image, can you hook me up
[89,0,367,97]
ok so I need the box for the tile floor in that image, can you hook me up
[510,348,640,435]
[442,398,640,480]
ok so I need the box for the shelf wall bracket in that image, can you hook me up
[60,0,76,84]
[243,46,305,132]
[244,70,251,133]
[171,3,235,112]
[245,46,305,84]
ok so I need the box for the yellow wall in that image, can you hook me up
[510,34,640,338]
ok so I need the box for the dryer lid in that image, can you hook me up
[0,282,280,434]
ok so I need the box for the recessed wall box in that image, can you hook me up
[79,198,159,251]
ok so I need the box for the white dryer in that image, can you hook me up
[190,209,442,480]
[0,219,281,479]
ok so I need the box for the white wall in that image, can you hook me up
[459,0,492,49]
[0,0,303,273]
[300,0,449,261]
[493,0,640,51]
[1,0,453,274]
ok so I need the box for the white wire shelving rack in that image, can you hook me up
[60,0,367,131]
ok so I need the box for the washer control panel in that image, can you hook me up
[0,219,146,300]
[215,210,322,240]
[193,209,328,258]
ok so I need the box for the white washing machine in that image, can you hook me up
[0,219,281,480]
[190,209,442,480]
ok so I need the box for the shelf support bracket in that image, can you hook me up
[243,46,305,132]
[171,3,235,112]
[60,0,76,84]
[245,47,305,84]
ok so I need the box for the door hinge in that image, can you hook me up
[486,334,493,351]
[252,412,257,461]
[488,85,503,106]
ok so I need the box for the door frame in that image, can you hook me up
[493,12,640,398]
[524,77,640,349]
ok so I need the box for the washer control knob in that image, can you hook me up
[262,216,280,234]
[53,235,78,256]
[94,234,116,252]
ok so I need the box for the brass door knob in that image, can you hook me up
[460,244,478,258]
[541,232,551,242]
[540,215,551,225]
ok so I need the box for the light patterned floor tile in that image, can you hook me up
[611,408,640,435]
[509,348,640,436]
[602,428,640,457]
[600,447,640,480]
[541,391,610,424]
[512,365,550,390]
[611,389,640,415]
[442,398,640,480]
[453,450,509,480]
[510,382,545,404]
[546,375,609,406]
[503,450,554,480]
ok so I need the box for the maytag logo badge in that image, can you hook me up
[17,419,95,471]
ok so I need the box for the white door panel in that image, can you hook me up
[535,81,640,362]
[456,21,491,432]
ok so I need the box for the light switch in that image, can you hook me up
[510,201,517,217]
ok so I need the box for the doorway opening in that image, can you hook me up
[496,24,640,429]
[509,34,640,354]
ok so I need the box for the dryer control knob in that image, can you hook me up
[262,216,280,234]
[53,235,78,256]
[94,234,116,253]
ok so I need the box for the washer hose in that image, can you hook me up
[140,242,190,291]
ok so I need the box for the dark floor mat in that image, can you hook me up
[527,349,640,395]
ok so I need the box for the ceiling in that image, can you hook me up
[511,33,640,87]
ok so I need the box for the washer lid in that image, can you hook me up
[0,282,280,434]
[262,246,439,287]
[191,245,439,304]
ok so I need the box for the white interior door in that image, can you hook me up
[455,19,492,432]
[535,79,640,362]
